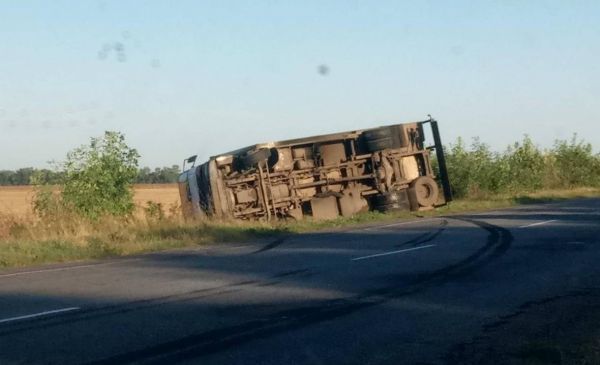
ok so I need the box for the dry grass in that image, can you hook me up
[0,183,282,267]
[0,186,600,269]
[0,212,286,268]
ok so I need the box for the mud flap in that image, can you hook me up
[310,196,339,220]
[338,189,369,217]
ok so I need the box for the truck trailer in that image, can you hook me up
[178,117,451,221]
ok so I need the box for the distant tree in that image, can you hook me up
[12,168,34,185]
[0,171,14,185]
[0,168,64,185]
[0,164,180,186]
[136,165,180,183]
[137,167,152,183]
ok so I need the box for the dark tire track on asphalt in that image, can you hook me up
[442,214,600,365]
[395,219,448,249]
[251,236,288,254]
[0,269,312,337]
[84,218,513,365]
[253,218,449,255]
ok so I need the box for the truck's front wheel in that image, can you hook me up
[408,176,439,209]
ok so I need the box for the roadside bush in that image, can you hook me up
[550,135,600,188]
[33,131,139,220]
[444,137,504,198]
[444,134,600,199]
[501,136,546,193]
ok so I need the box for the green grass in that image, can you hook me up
[1,187,600,269]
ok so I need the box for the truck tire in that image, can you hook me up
[366,137,393,151]
[372,190,410,212]
[240,148,271,169]
[363,126,404,152]
[408,176,439,209]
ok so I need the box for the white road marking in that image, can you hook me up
[566,241,586,245]
[351,244,437,261]
[0,307,80,324]
[0,259,140,279]
[519,220,557,228]
[363,218,440,231]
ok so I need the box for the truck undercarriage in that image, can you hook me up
[179,117,451,220]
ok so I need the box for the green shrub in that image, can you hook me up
[444,137,503,198]
[443,134,600,199]
[33,131,139,220]
[60,131,139,219]
[551,135,600,188]
[502,136,546,193]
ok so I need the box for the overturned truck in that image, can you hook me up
[178,117,452,221]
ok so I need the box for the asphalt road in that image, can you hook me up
[0,198,599,364]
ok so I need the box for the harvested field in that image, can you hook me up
[0,184,180,218]
[0,186,35,217]
[131,184,181,214]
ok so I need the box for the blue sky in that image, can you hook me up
[1,1,599,169]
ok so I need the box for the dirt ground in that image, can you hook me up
[0,184,180,217]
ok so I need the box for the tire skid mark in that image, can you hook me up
[272,268,310,278]
[0,268,311,336]
[252,236,288,254]
[361,217,513,298]
[0,287,242,336]
[395,219,448,249]
[87,299,374,365]
[85,218,513,365]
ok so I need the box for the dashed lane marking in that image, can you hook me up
[0,259,140,279]
[0,307,80,324]
[519,220,557,228]
[351,244,437,261]
[362,218,441,231]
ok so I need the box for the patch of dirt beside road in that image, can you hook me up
[445,289,600,365]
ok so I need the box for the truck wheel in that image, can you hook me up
[241,148,271,169]
[372,190,410,212]
[363,127,403,152]
[408,176,439,208]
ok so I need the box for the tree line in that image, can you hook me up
[5,134,599,196]
[0,165,181,186]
